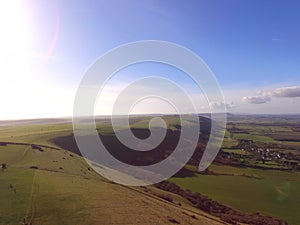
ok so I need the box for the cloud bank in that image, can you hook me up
[243,95,271,104]
[243,86,300,104]
[272,86,300,98]
[210,100,235,109]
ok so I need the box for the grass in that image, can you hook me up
[0,142,221,225]
[28,170,94,225]
[0,123,74,148]
[221,138,238,148]
[207,164,260,177]
[0,168,34,225]
[0,143,105,225]
[31,169,221,225]
[0,145,27,165]
[233,133,275,142]
[170,164,300,225]
[268,132,300,142]
[222,148,250,155]
[253,161,287,170]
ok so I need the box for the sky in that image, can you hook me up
[0,0,300,119]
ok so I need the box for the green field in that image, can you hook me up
[233,133,275,142]
[0,167,34,224]
[170,164,300,225]
[222,148,250,155]
[221,138,238,148]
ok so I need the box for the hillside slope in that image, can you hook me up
[0,142,225,225]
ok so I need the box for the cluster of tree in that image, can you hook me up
[1,163,7,171]
[31,144,44,152]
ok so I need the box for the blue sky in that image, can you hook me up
[1,0,300,119]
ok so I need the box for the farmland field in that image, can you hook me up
[170,164,300,225]
[169,114,300,225]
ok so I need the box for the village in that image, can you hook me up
[220,139,300,170]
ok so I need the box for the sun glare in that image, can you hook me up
[0,1,40,120]
[0,0,32,83]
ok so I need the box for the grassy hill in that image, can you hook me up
[0,115,299,224]
[0,117,223,225]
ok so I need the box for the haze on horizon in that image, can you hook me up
[1,0,300,120]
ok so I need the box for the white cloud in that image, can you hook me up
[242,95,271,104]
[243,86,300,104]
[272,86,300,98]
[210,100,235,109]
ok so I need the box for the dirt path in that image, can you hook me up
[22,145,31,157]
[23,172,39,225]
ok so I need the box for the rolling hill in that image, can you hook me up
[0,116,225,225]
